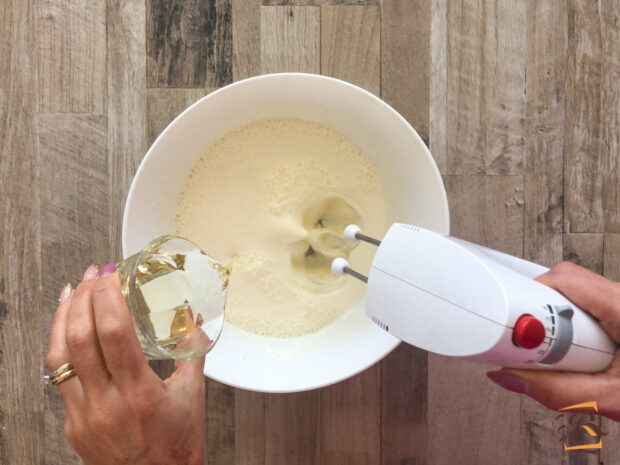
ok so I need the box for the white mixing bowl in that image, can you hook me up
[123,73,449,392]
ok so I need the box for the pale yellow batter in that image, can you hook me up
[176,118,387,337]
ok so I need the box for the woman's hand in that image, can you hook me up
[46,265,206,465]
[487,261,620,421]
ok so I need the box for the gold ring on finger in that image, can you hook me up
[44,362,77,386]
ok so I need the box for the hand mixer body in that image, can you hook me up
[365,223,616,372]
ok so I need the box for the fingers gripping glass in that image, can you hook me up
[116,236,228,360]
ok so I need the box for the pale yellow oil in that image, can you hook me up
[118,237,228,359]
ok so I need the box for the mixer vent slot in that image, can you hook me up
[400,224,419,232]
[371,316,389,332]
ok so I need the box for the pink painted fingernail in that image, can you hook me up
[486,370,529,394]
[185,299,194,321]
[82,264,100,281]
[99,263,116,277]
[58,283,72,303]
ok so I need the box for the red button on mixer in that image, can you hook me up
[512,315,546,349]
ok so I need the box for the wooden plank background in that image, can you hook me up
[0,0,619,463]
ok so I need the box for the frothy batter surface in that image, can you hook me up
[176,118,387,337]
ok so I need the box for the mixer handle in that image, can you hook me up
[446,238,550,280]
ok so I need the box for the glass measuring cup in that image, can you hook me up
[116,236,228,360]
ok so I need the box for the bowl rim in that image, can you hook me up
[122,72,450,392]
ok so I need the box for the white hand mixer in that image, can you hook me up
[331,223,617,373]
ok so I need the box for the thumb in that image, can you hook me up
[169,323,211,386]
[173,355,206,383]
[487,368,615,413]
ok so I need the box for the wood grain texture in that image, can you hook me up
[603,234,620,282]
[234,389,266,465]
[381,345,427,465]
[264,392,320,464]
[36,0,106,113]
[601,0,620,233]
[428,175,523,465]
[206,0,233,88]
[0,0,44,462]
[429,356,523,465]
[564,0,605,233]
[264,0,378,5]
[381,0,430,142]
[562,233,604,274]
[443,175,525,257]
[321,5,380,95]
[147,0,232,88]
[107,0,148,255]
[445,0,484,173]
[444,0,526,175]
[206,379,235,465]
[147,0,209,88]
[429,0,447,173]
[522,2,569,463]
[601,410,620,465]
[523,0,567,269]
[260,6,320,74]
[1,414,44,465]
[39,114,110,465]
[482,0,527,176]
[146,88,208,145]
[320,369,380,465]
[232,0,261,80]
